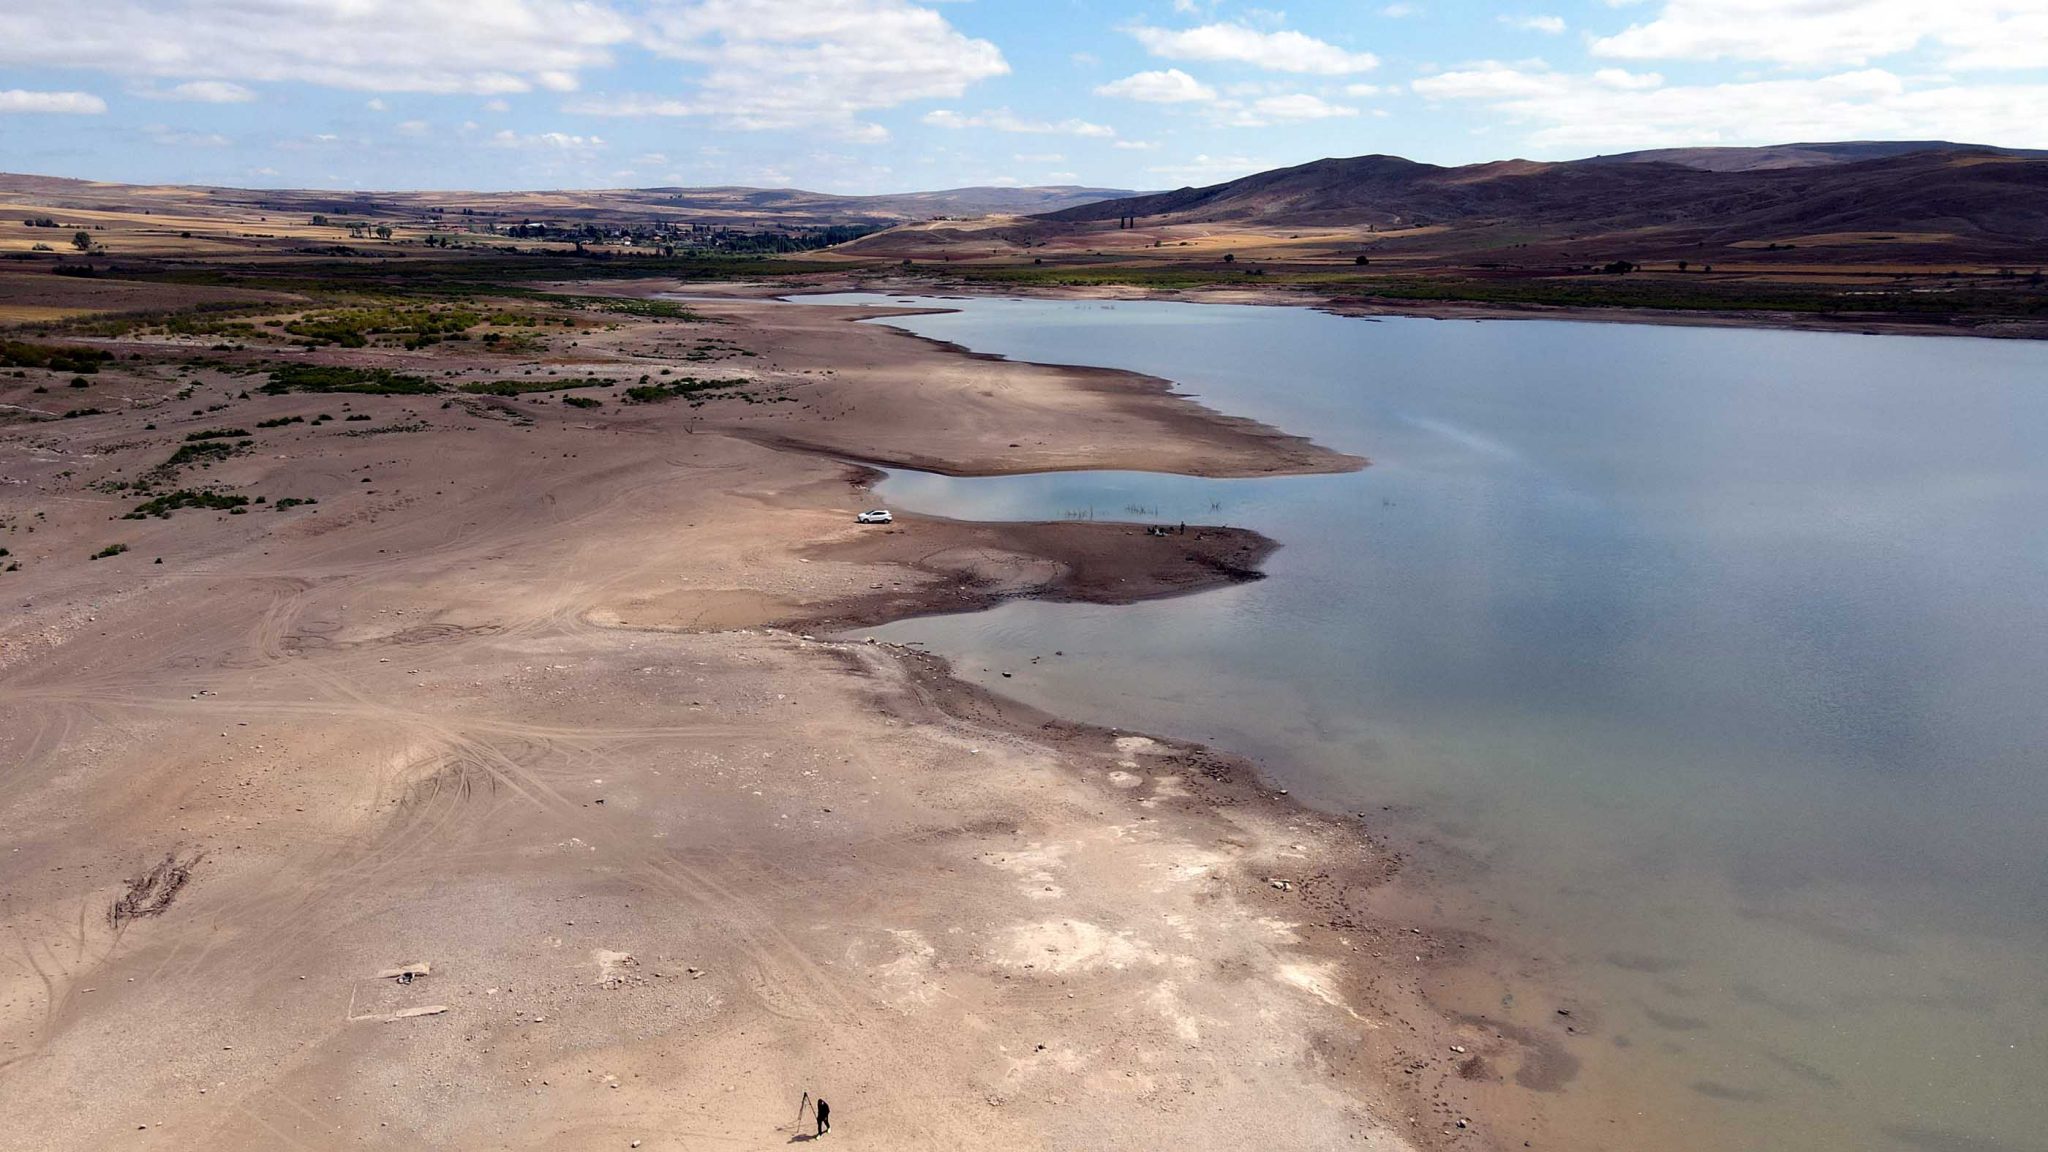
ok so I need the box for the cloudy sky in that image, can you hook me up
[2,0,2046,192]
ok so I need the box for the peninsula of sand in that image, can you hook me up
[1,286,1534,1150]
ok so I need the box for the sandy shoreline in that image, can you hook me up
[0,288,1560,1151]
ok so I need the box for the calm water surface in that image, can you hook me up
[797,294,2048,1152]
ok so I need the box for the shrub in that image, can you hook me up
[261,365,437,394]
[124,489,251,519]
[158,439,247,470]
[624,376,751,404]
[91,543,129,560]
[0,340,111,374]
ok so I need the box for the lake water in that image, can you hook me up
[794,294,2048,1152]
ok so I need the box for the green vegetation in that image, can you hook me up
[338,419,430,436]
[283,303,485,348]
[457,376,615,396]
[160,439,248,470]
[53,302,278,340]
[561,395,603,409]
[273,497,317,511]
[548,295,703,320]
[1,340,113,374]
[255,415,304,428]
[183,427,250,441]
[124,489,250,519]
[261,365,438,395]
[623,376,753,404]
[90,543,129,560]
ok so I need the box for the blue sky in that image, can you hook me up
[2,1,2046,193]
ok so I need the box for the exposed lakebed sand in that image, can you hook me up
[0,292,1550,1150]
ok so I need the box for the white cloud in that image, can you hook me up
[1095,68,1217,103]
[492,129,606,151]
[1113,139,1162,150]
[0,89,105,114]
[1593,1,2048,71]
[144,125,230,147]
[1412,62,2048,151]
[924,108,1116,137]
[137,80,257,103]
[1239,93,1360,122]
[1130,23,1380,74]
[0,1,631,94]
[1502,14,1567,35]
[624,0,1007,139]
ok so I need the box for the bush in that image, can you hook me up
[458,376,614,396]
[624,376,751,404]
[561,395,602,409]
[183,427,250,441]
[90,543,129,560]
[158,439,247,470]
[0,340,111,374]
[262,365,438,394]
[124,489,251,519]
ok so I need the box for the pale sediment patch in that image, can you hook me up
[997,919,1161,974]
[857,928,941,1010]
[984,841,1069,899]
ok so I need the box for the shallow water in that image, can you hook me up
[795,294,2048,1152]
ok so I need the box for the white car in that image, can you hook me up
[856,509,894,524]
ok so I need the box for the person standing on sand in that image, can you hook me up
[815,1097,831,1137]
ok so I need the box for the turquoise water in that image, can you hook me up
[795,294,2048,1152]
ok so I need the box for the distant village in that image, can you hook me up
[307,207,877,256]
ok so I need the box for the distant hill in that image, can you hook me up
[0,173,1135,230]
[1583,141,2048,173]
[1032,143,2048,258]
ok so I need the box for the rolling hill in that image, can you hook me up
[0,173,1135,231]
[1031,143,2048,261]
